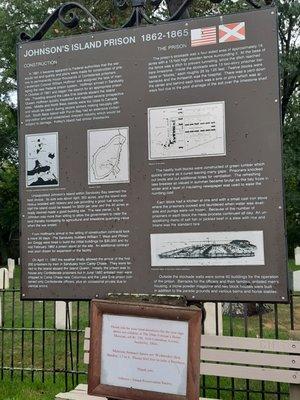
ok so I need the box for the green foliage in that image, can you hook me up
[0,162,19,262]
[278,0,300,252]
[0,102,17,164]
[284,93,300,253]
[0,0,298,260]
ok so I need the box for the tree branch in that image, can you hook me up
[282,69,300,123]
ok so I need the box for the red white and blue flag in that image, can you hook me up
[191,26,217,47]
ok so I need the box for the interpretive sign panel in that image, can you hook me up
[18,8,288,301]
[88,300,201,400]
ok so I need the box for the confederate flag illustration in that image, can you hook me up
[219,22,246,43]
[191,26,217,47]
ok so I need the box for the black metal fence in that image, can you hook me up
[0,266,298,399]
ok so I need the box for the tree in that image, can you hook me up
[277,0,300,253]
[283,92,300,254]
[0,162,19,263]
[278,0,300,123]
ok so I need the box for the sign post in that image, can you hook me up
[17,2,288,398]
[18,7,287,303]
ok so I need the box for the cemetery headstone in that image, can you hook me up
[7,258,15,279]
[55,301,72,330]
[295,247,300,266]
[0,268,9,289]
[204,303,223,335]
[293,271,300,292]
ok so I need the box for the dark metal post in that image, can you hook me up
[166,0,190,19]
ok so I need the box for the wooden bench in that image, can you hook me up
[55,384,218,400]
[55,328,300,400]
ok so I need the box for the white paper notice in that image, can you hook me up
[101,314,189,395]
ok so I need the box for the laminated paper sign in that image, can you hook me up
[18,8,288,301]
[88,301,201,400]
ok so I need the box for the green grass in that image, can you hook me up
[0,266,89,398]
[0,376,66,400]
[289,258,300,271]
[0,262,298,399]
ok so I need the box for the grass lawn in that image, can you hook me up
[0,266,89,399]
[0,376,66,400]
[289,258,300,271]
[0,261,298,399]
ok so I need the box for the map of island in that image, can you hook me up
[26,132,59,187]
[88,127,129,185]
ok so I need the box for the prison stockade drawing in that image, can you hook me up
[25,132,59,188]
[148,101,226,160]
[88,127,130,185]
[151,231,265,267]
[159,240,257,258]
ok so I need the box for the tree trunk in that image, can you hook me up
[223,303,272,317]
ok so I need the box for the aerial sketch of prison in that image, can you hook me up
[148,101,226,160]
[151,231,265,267]
[88,127,129,185]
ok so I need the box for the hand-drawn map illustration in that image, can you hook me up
[148,101,226,160]
[25,132,59,187]
[88,127,129,185]
[151,231,265,267]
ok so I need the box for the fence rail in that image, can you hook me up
[0,266,298,399]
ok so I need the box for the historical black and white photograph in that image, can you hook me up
[148,101,226,160]
[151,231,265,267]
[25,132,59,187]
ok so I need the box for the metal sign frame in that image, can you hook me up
[19,0,273,43]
